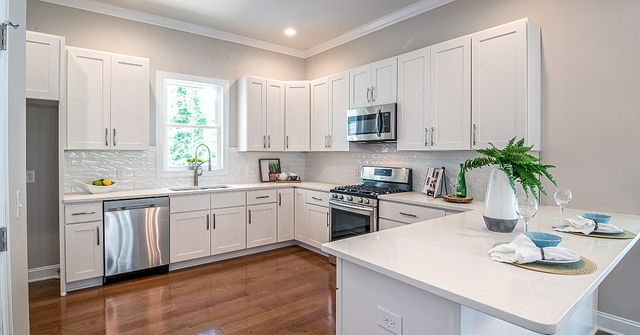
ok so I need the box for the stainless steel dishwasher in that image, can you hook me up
[103,197,170,282]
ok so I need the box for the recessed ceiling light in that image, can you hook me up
[284,28,297,37]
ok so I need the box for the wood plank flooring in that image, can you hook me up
[29,246,336,335]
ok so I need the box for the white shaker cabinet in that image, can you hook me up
[349,57,397,108]
[306,204,330,249]
[170,210,211,263]
[310,79,330,151]
[211,206,247,255]
[285,82,310,151]
[65,221,103,282]
[277,188,295,242]
[471,19,541,150]
[247,203,278,248]
[238,76,287,151]
[26,31,63,100]
[397,47,431,151]
[266,80,286,151]
[310,73,350,152]
[294,189,308,243]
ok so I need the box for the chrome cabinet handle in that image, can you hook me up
[206,213,210,230]
[371,86,376,102]
[472,124,477,146]
[328,135,332,148]
[212,214,216,230]
[430,126,435,146]
[96,227,100,246]
[71,211,96,216]
[268,135,271,148]
[326,212,329,227]
[105,128,109,146]
[424,127,429,147]
[399,212,417,218]
[286,135,289,149]
[279,193,282,206]
[324,135,328,148]
[112,128,117,146]
[263,135,267,149]
[255,195,270,199]
[366,87,371,102]
[248,210,252,224]
[312,196,323,201]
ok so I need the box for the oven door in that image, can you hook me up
[347,103,396,142]
[329,201,377,241]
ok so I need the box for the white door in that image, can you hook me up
[266,80,285,151]
[294,189,307,243]
[110,54,149,150]
[170,210,211,262]
[397,47,430,151]
[67,47,111,149]
[247,203,277,248]
[284,82,310,151]
[306,204,329,249]
[277,189,295,242]
[430,36,471,150]
[243,77,267,151]
[370,57,397,105]
[328,72,350,151]
[64,222,104,282]
[310,79,330,151]
[211,206,247,255]
[26,31,61,100]
[349,64,371,108]
[472,20,527,149]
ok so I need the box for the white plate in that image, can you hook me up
[535,257,581,265]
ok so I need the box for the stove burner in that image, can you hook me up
[332,184,408,197]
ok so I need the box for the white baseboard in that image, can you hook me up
[28,264,60,283]
[598,311,640,335]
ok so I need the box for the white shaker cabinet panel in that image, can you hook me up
[26,31,63,100]
[211,206,247,255]
[247,203,277,248]
[110,54,149,150]
[266,80,286,151]
[294,189,308,243]
[328,72,350,151]
[170,210,211,263]
[430,36,471,151]
[370,57,398,105]
[285,82,310,151]
[310,79,330,151]
[238,76,267,151]
[65,221,103,282]
[306,204,330,249]
[349,64,372,109]
[397,47,431,151]
[66,47,111,150]
[277,188,295,242]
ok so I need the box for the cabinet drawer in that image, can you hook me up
[379,201,446,223]
[379,218,408,231]
[306,190,328,207]
[211,192,246,209]
[170,194,210,213]
[65,202,103,224]
[247,189,277,205]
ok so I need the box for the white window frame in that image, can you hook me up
[156,71,229,178]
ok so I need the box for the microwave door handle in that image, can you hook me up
[376,109,382,137]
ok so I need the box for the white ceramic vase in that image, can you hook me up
[483,167,519,232]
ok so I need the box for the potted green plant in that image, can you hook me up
[268,161,281,182]
[463,138,556,232]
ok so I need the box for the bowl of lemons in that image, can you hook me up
[83,178,117,194]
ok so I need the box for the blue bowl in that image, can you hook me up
[579,213,612,224]
[524,232,562,248]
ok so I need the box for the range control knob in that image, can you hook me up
[346,196,353,201]
[358,198,364,203]
[363,199,370,204]
[338,194,344,199]
[331,193,338,198]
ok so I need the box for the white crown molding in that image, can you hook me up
[303,0,456,58]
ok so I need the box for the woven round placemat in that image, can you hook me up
[513,257,597,275]
[561,230,636,240]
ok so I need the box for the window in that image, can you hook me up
[157,72,228,176]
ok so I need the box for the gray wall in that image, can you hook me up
[26,103,60,269]
[305,0,640,322]
[27,0,306,147]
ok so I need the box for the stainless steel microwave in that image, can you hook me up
[347,103,396,142]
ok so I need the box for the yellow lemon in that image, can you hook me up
[102,179,113,186]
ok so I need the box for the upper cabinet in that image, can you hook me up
[310,72,350,152]
[397,47,431,151]
[285,82,310,151]
[66,47,149,150]
[26,31,64,100]
[310,79,330,151]
[471,19,540,150]
[349,57,397,108]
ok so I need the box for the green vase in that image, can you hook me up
[456,164,467,198]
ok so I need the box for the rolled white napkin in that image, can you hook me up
[488,234,580,264]
[554,217,623,235]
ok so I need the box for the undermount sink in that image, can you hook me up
[169,185,231,192]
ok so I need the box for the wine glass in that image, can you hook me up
[515,193,539,232]
[553,189,573,220]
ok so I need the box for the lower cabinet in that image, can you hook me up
[247,203,278,248]
[211,206,247,255]
[65,221,103,282]
[170,210,211,263]
[306,204,330,249]
[294,189,307,242]
[277,189,295,242]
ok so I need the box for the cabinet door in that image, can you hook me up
[371,57,397,105]
[430,36,471,150]
[266,80,285,151]
[170,210,211,263]
[310,79,330,151]
[65,221,103,282]
[277,189,295,242]
[349,64,372,108]
[110,54,150,150]
[67,47,111,149]
[294,189,307,243]
[247,203,277,248]
[472,20,527,149]
[239,77,267,151]
[397,48,430,151]
[26,31,62,100]
[285,82,310,151]
[328,72,350,151]
[306,204,329,249]
[211,207,247,255]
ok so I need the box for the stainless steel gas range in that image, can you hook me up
[329,166,412,242]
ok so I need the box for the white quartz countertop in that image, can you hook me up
[321,206,640,334]
[63,181,336,203]
[378,191,484,212]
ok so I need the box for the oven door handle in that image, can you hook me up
[330,201,375,215]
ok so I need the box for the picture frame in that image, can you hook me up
[422,167,445,198]
[259,158,281,182]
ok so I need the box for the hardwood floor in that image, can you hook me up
[29,246,336,335]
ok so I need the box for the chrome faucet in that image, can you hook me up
[193,144,212,186]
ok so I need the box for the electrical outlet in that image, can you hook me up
[238,167,246,176]
[377,305,402,335]
[26,170,36,184]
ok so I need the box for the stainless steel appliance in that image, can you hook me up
[329,166,412,242]
[103,197,170,282]
[347,103,397,142]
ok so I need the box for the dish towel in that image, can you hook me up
[554,217,623,235]
[488,234,580,264]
